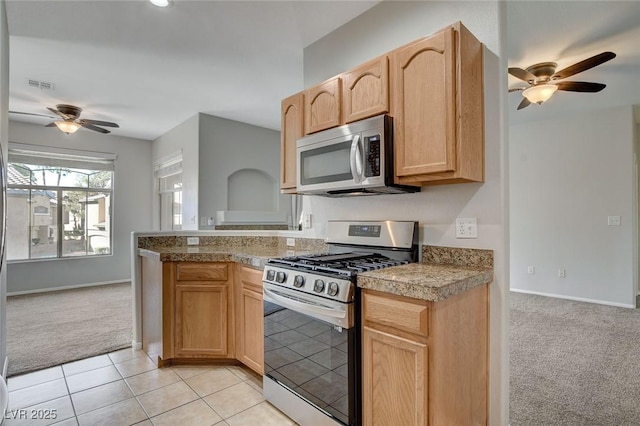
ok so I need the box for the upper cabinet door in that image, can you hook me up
[304,77,342,134]
[342,55,390,123]
[392,28,457,178]
[281,92,304,192]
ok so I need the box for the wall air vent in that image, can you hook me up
[26,78,55,91]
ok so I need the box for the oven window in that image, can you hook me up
[264,301,353,425]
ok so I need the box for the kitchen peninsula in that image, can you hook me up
[131,231,493,424]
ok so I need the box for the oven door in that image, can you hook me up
[263,283,359,426]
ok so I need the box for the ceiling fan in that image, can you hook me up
[9,104,119,134]
[508,51,616,110]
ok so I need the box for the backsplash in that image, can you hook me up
[422,245,493,268]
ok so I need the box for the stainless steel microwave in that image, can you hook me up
[296,114,418,197]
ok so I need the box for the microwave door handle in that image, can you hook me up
[350,134,363,183]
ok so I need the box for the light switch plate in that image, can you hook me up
[286,238,295,247]
[456,218,478,239]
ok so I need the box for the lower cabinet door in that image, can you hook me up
[362,326,427,426]
[237,287,264,374]
[175,284,229,357]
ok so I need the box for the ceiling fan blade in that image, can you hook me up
[9,111,56,119]
[555,81,606,92]
[517,98,531,110]
[45,121,57,127]
[47,107,72,120]
[508,67,536,83]
[551,51,616,80]
[79,121,111,134]
[79,119,119,128]
[509,87,526,93]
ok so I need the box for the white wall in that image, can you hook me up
[7,121,153,293]
[1,0,9,375]
[198,113,288,228]
[510,106,635,307]
[151,114,199,230]
[302,1,509,424]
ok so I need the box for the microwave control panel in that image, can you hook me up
[365,134,381,177]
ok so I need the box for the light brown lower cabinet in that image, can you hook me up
[234,265,264,375]
[361,284,488,426]
[173,262,234,360]
[141,259,265,373]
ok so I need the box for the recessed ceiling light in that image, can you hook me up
[149,0,171,7]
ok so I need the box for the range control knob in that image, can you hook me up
[327,282,340,297]
[266,270,275,281]
[275,271,287,284]
[293,275,305,288]
[313,279,325,293]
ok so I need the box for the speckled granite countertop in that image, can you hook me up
[138,236,494,301]
[358,246,494,302]
[138,245,313,269]
[137,235,327,269]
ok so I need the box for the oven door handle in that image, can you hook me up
[263,288,347,319]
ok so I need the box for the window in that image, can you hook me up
[155,153,182,231]
[7,143,115,261]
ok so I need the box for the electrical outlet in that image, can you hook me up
[286,238,295,247]
[187,237,199,245]
[527,266,535,274]
[558,269,566,278]
[303,213,312,229]
[607,216,621,226]
[455,218,478,239]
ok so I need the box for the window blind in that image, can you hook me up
[8,143,116,171]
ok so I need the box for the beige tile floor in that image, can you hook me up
[5,348,295,426]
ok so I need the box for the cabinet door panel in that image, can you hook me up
[343,56,389,123]
[305,77,341,134]
[393,29,456,178]
[281,92,304,192]
[177,263,228,281]
[175,284,228,357]
[362,326,427,426]
[235,265,264,375]
[238,288,264,374]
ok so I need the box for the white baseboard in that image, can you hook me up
[511,288,636,309]
[7,279,131,297]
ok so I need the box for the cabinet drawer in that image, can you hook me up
[177,263,228,281]
[362,291,429,337]
[239,266,263,294]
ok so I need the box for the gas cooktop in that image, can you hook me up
[267,252,409,278]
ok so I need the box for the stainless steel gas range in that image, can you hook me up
[262,220,419,426]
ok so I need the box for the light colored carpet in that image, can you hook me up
[510,292,640,425]
[6,283,132,377]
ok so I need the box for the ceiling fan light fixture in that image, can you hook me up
[54,120,81,135]
[149,0,171,7]
[522,84,558,104]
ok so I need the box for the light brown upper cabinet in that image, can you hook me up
[281,92,304,193]
[391,22,484,185]
[342,55,390,123]
[304,77,342,134]
[281,21,484,189]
